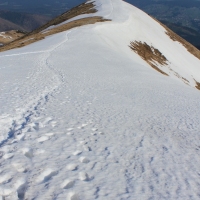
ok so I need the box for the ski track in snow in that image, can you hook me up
[0,0,200,199]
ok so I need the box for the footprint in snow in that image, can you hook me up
[79,157,90,164]
[67,164,78,171]
[79,141,86,145]
[43,117,53,125]
[45,132,54,137]
[35,168,57,183]
[61,179,75,189]
[67,132,74,136]
[67,192,79,200]
[83,145,92,152]
[50,121,57,127]
[15,178,27,199]
[35,149,45,155]
[73,150,82,156]
[3,153,14,160]
[37,136,49,143]
[79,172,89,181]
[0,186,13,197]
[16,133,25,141]
[12,162,28,173]
[0,174,12,184]
[77,123,88,129]
[29,122,40,131]
[0,151,3,159]
[21,148,33,159]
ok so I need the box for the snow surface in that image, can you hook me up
[0,0,200,199]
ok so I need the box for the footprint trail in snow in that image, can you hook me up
[1,0,200,199]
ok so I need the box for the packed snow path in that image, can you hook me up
[1,0,200,199]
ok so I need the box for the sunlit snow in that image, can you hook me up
[0,0,200,199]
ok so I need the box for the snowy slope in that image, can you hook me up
[0,0,200,199]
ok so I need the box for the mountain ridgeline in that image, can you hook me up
[0,0,200,50]
[0,1,200,199]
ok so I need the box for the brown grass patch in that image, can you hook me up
[195,80,200,90]
[130,41,168,76]
[0,30,25,45]
[0,2,110,52]
[30,1,97,35]
[182,77,189,83]
[0,17,109,52]
[169,69,189,84]
[152,17,200,60]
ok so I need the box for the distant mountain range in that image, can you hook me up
[0,10,51,32]
[0,0,200,49]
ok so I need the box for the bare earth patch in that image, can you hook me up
[130,41,168,76]
[0,2,110,52]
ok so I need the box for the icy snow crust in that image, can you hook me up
[0,0,200,199]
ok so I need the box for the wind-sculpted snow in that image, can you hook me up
[0,0,200,199]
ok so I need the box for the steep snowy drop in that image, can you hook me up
[0,0,200,199]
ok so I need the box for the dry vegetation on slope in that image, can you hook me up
[130,41,169,76]
[30,1,98,35]
[129,41,193,87]
[165,29,200,60]
[195,80,200,90]
[155,18,200,89]
[129,41,200,90]
[0,2,110,52]
[153,18,200,61]
[0,30,25,45]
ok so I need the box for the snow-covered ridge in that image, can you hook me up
[93,0,200,90]
[1,0,200,90]
[0,1,110,53]
[0,0,200,199]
